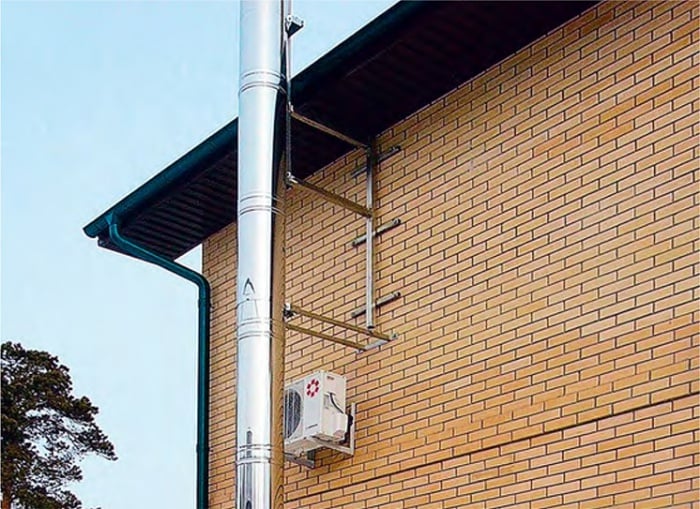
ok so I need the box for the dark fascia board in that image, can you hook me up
[83,0,425,242]
[83,120,237,239]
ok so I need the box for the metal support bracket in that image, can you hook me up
[284,112,403,352]
[286,174,371,218]
[290,110,367,149]
[284,450,316,469]
[285,304,395,351]
[285,403,357,469]
[286,323,367,350]
[285,15,304,36]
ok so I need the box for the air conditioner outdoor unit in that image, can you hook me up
[284,370,349,457]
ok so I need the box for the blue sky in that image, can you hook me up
[1,1,395,507]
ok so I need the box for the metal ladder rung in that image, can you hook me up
[350,292,401,319]
[351,219,402,247]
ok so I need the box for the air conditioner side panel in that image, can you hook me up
[318,371,348,442]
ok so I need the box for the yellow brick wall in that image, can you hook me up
[203,1,699,507]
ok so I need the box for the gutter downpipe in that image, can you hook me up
[104,216,211,509]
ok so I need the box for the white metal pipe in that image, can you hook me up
[236,1,289,508]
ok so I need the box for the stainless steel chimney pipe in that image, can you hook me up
[236,1,289,508]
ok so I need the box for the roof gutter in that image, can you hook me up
[104,214,211,509]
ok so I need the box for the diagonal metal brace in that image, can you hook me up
[286,175,372,218]
[290,111,367,149]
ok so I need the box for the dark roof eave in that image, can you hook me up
[83,0,424,246]
[83,119,238,239]
[83,0,600,259]
[291,0,430,105]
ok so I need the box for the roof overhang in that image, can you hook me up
[84,0,598,260]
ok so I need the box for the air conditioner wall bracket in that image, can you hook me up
[285,402,356,469]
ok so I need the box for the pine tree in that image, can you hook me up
[1,341,117,509]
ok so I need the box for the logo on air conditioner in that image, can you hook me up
[305,378,320,397]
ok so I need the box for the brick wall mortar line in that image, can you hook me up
[285,390,700,503]
[205,4,700,506]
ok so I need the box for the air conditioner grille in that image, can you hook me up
[284,388,302,440]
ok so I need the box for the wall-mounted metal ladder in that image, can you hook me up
[284,107,402,352]
[281,15,401,353]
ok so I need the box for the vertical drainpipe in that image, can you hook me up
[104,217,210,509]
[236,1,288,508]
